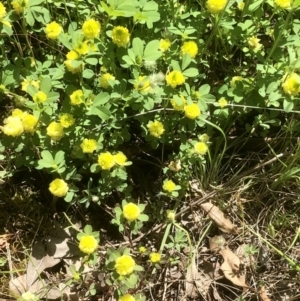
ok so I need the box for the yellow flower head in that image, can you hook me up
[70,89,84,105]
[166,210,176,222]
[64,51,82,73]
[218,97,228,108]
[134,76,151,93]
[1,116,23,137]
[98,152,115,170]
[59,113,75,128]
[206,0,228,14]
[119,294,135,301]
[82,19,101,39]
[111,26,130,47]
[80,139,97,153]
[12,108,26,119]
[200,133,210,142]
[248,36,262,51]
[21,79,40,92]
[49,178,68,197]
[237,1,245,10]
[159,39,171,52]
[166,70,185,88]
[274,0,291,9]
[79,235,98,254]
[11,0,28,14]
[20,292,38,301]
[282,73,300,96]
[100,73,115,89]
[149,252,161,263]
[230,76,243,88]
[0,84,6,92]
[171,95,186,111]
[139,246,147,253]
[163,180,176,193]
[147,120,165,138]
[45,21,63,40]
[46,121,64,141]
[114,152,127,166]
[0,2,7,20]
[181,41,198,58]
[22,114,38,133]
[184,103,201,119]
[33,91,47,104]
[115,255,135,276]
[123,202,140,222]
[194,141,208,155]
[74,41,89,55]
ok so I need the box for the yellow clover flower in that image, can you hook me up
[166,70,185,88]
[74,41,89,55]
[70,89,84,105]
[139,246,147,253]
[163,180,176,193]
[82,19,101,39]
[22,114,38,133]
[181,41,198,58]
[49,178,68,197]
[166,210,176,222]
[134,76,151,93]
[159,39,171,52]
[64,50,82,74]
[20,292,39,301]
[237,1,245,10]
[114,152,127,166]
[230,76,243,88]
[147,120,165,138]
[0,2,7,20]
[184,103,201,119]
[149,252,161,263]
[11,0,28,14]
[218,97,228,108]
[123,202,140,222]
[79,235,98,254]
[194,142,208,155]
[1,116,23,137]
[33,91,47,104]
[59,113,75,128]
[80,139,97,153]
[282,73,300,96]
[248,36,262,51]
[21,79,40,92]
[115,255,135,276]
[274,0,291,9]
[98,152,115,170]
[45,21,63,40]
[46,122,64,141]
[171,95,186,111]
[119,294,135,301]
[111,26,130,47]
[206,0,228,14]
[100,73,115,89]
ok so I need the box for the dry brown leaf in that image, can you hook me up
[200,202,236,233]
[259,286,272,301]
[186,256,212,298]
[219,247,248,288]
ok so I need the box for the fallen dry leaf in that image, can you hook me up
[219,247,248,288]
[259,286,272,301]
[200,202,236,233]
[186,256,212,298]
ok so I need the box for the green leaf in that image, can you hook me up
[54,151,65,164]
[283,99,294,112]
[85,58,98,65]
[84,225,93,234]
[181,54,191,70]
[182,68,198,77]
[132,37,144,58]
[25,9,35,26]
[41,150,54,162]
[40,77,52,94]
[46,91,59,103]
[83,69,95,79]
[138,214,149,222]
[143,40,161,60]
[29,0,45,6]
[93,92,110,106]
